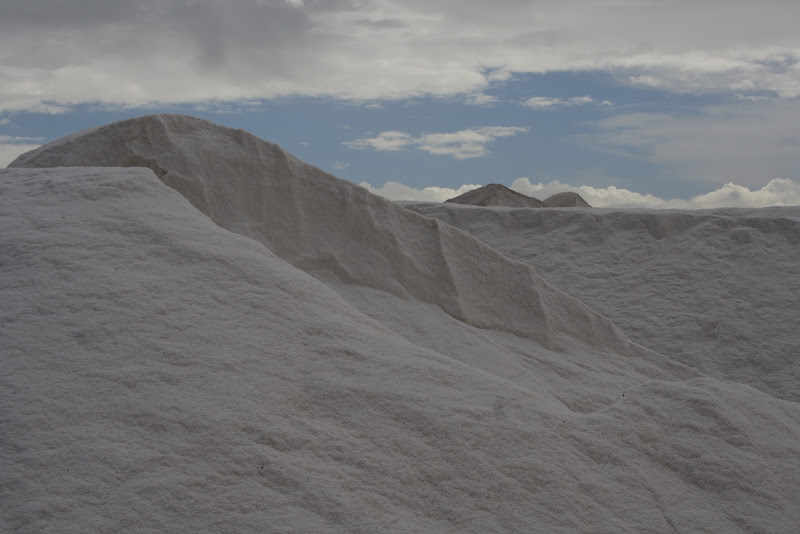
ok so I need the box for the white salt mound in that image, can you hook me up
[3,116,800,532]
[9,115,636,355]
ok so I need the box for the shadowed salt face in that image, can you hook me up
[3,115,800,532]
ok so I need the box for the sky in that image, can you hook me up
[1,0,799,208]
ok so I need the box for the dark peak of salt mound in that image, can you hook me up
[446,183,547,208]
[544,191,592,208]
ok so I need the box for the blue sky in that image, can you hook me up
[2,0,799,207]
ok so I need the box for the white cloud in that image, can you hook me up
[510,177,800,209]
[3,2,800,111]
[524,96,611,110]
[360,181,482,203]
[330,161,350,170]
[417,127,528,159]
[485,68,512,82]
[346,126,527,160]
[465,92,500,106]
[345,131,413,152]
[617,49,800,97]
[680,179,800,208]
[0,136,44,167]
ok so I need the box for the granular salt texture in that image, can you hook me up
[4,119,800,531]
[4,167,800,532]
[405,202,800,403]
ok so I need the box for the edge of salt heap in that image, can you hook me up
[8,114,691,372]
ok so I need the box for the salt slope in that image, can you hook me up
[8,115,701,417]
[4,167,800,532]
[10,114,646,359]
[405,202,800,403]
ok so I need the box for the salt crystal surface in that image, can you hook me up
[2,116,799,532]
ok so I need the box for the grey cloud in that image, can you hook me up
[0,0,145,28]
[0,0,329,87]
[355,18,408,30]
[754,53,799,72]
[3,0,800,110]
[577,100,800,187]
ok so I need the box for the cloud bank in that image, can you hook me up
[346,127,527,159]
[362,177,800,209]
[514,178,800,209]
[2,1,800,111]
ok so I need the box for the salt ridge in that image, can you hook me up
[10,114,652,358]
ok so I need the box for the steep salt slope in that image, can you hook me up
[10,114,649,359]
[405,203,800,402]
[3,167,800,532]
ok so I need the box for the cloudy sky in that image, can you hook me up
[1,0,799,207]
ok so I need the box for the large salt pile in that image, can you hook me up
[405,202,800,403]
[9,115,636,355]
[3,115,800,532]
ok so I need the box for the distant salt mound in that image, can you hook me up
[445,185,591,208]
[446,183,547,208]
[544,191,591,207]
[9,115,638,356]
